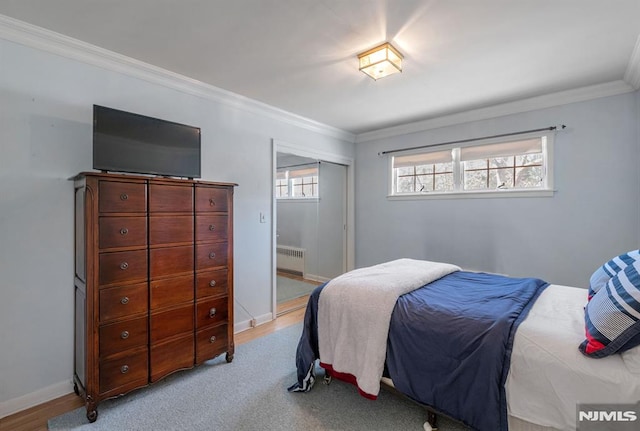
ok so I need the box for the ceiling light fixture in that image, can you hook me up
[357,42,403,80]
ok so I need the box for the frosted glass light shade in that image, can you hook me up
[358,42,403,80]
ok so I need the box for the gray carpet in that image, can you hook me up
[49,323,469,431]
[277,275,318,303]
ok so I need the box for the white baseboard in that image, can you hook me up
[304,274,330,283]
[0,380,73,419]
[234,312,273,333]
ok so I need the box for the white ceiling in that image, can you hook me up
[0,0,639,135]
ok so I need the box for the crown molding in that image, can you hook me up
[2,14,635,146]
[355,80,636,143]
[0,14,355,143]
[624,34,640,90]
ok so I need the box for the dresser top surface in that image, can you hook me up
[71,171,237,187]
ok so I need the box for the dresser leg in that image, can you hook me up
[87,409,98,423]
[86,398,98,423]
[225,352,234,363]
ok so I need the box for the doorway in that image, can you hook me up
[274,150,348,315]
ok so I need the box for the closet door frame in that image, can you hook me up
[271,139,354,320]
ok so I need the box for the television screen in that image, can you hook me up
[93,105,201,178]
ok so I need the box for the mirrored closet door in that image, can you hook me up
[275,151,347,315]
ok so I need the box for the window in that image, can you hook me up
[390,133,553,198]
[275,175,289,198]
[393,150,454,193]
[276,166,319,199]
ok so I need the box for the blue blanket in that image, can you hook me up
[289,271,548,431]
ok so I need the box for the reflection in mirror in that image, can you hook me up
[275,152,346,315]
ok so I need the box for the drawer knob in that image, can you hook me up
[209,280,217,287]
[209,224,215,231]
[209,308,217,318]
[120,262,129,270]
[209,252,216,259]
[210,336,216,343]
[120,193,128,201]
[121,331,129,339]
[120,365,129,374]
[120,296,129,305]
[209,198,216,206]
[119,227,128,236]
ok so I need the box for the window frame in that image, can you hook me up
[276,165,320,201]
[387,130,555,200]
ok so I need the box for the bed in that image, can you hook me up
[288,258,640,431]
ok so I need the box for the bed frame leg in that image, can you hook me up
[323,373,332,385]
[423,411,438,431]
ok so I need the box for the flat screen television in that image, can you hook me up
[93,105,201,178]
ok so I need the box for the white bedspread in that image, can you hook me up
[317,258,460,397]
[506,284,640,431]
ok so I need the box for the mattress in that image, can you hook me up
[505,284,640,431]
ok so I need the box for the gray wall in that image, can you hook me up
[355,93,640,287]
[277,198,319,275]
[0,38,354,409]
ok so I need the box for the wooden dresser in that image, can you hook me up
[73,172,235,422]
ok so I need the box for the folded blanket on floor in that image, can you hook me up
[317,258,460,398]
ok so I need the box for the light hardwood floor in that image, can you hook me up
[0,304,306,431]
[276,271,320,316]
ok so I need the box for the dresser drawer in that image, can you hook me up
[195,215,228,243]
[196,297,228,329]
[99,348,148,394]
[150,333,194,382]
[150,304,194,343]
[99,216,147,249]
[99,181,146,213]
[195,186,229,213]
[149,245,194,279]
[150,274,194,310]
[149,215,194,246]
[149,183,193,213]
[196,269,228,300]
[99,316,148,357]
[195,243,228,270]
[99,282,148,322]
[99,250,147,286]
[196,324,229,364]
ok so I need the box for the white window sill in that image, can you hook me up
[276,197,320,202]
[387,189,555,200]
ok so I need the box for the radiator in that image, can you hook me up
[276,245,306,277]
